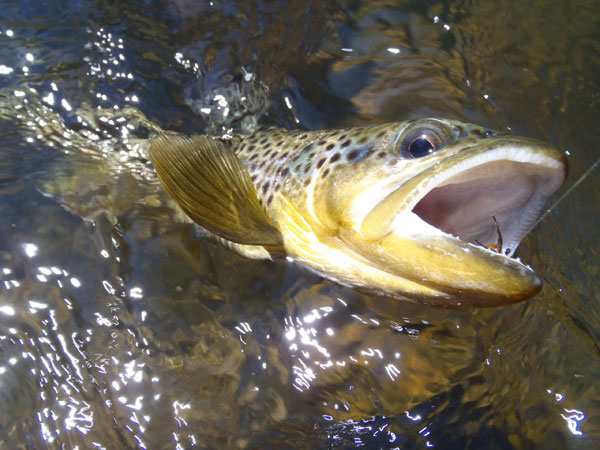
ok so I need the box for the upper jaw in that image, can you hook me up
[407,135,567,256]
[364,135,567,255]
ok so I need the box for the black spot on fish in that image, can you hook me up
[341,140,351,148]
[249,144,256,151]
[375,130,386,139]
[377,151,386,159]
[304,178,311,186]
[337,134,347,141]
[330,153,341,163]
[346,149,360,161]
[280,167,289,177]
[358,137,368,145]
[304,164,311,173]
[346,145,373,162]
[280,152,290,159]
[267,194,274,205]
[317,157,326,168]
[260,138,268,145]
[262,182,270,194]
[318,140,327,146]
[322,168,330,178]
[326,143,335,151]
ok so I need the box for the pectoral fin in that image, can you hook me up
[149,134,283,247]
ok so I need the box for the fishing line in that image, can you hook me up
[525,155,600,235]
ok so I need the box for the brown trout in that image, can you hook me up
[149,119,567,307]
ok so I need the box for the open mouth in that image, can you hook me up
[411,149,567,258]
[345,135,567,305]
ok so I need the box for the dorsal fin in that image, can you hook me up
[149,134,283,247]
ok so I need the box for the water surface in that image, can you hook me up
[0,0,599,448]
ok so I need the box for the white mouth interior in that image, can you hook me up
[412,157,564,257]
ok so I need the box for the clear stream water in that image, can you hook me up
[0,0,599,448]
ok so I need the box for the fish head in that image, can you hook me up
[285,119,567,307]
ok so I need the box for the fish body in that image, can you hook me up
[150,119,567,307]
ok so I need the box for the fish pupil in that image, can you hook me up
[408,137,434,157]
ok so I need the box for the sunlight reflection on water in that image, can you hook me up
[0,0,598,448]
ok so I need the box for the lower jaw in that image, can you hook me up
[340,221,542,307]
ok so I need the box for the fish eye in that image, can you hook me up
[408,135,435,157]
[399,126,446,158]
